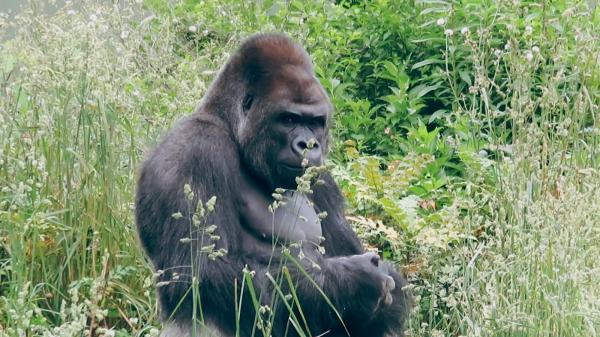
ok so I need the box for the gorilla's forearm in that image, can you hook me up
[156,253,389,337]
[268,253,400,337]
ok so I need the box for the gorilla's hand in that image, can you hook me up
[331,252,396,314]
[349,253,395,306]
[353,260,412,337]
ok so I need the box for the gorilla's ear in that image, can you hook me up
[242,93,254,111]
[238,44,267,113]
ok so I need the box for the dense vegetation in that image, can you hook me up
[0,0,598,336]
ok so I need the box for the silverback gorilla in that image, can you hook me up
[135,33,410,337]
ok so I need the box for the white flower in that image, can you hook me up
[532,45,540,53]
[494,49,503,58]
[89,14,97,21]
[444,29,454,36]
[525,25,533,35]
[120,30,129,39]
[188,25,198,33]
[436,18,446,26]
[504,42,511,51]
[460,27,469,35]
[525,51,534,62]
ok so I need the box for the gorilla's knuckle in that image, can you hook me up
[384,275,396,292]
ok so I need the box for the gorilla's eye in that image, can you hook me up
[279,113,301,126]
[309,117,326,128]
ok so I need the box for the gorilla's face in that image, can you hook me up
[238,64,331,190]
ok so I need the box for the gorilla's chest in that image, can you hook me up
[240,189,323,254]
[272,191,322,244]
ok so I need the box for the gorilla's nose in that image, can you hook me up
[292,138,321,165]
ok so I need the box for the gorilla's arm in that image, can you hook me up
[311,173,412,335]
[311,173,364,256]
[136,117,249,331]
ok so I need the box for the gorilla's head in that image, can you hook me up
[204,34,332,189]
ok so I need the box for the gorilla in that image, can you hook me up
[135,33,410,337]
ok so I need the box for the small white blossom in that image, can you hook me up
[525,25,533,35]
[436,18,446,26]
[444,29,454,36]
[460,27,469,35]
[532,45,540,53]
[525,51,534,62]
[120,30,129,39]
[188,25,198,33]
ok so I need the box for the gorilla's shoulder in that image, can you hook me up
[153,115,234,155]
[140,114,239,188]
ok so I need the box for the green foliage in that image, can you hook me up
[0,0,599,336]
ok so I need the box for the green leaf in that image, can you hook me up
[411,58,443,70]
[459,70,472,86]
[409,83,441,100]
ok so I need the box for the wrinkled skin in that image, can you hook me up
[135,33,411,337]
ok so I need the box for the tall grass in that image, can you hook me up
[0,2,211,334]
[0,1,599,337]
[401,1,600,335]
[461,3,600,333]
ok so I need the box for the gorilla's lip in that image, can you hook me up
[281,164,305,172]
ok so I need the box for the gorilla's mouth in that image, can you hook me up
[277,164,306,187]
[281,164,305,173]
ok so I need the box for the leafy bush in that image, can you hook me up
[1,0,598,336]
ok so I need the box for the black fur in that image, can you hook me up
[135,33,410,337]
